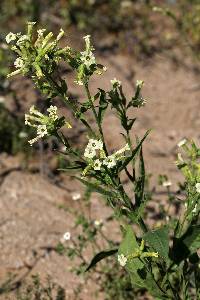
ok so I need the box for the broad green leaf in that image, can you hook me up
[119,226,165,298]
[74,176,117,198]
[172,225,200,264]
[118,226,145,286]
[85,249,118,272]
[143,226,169,262]
[183,225,200,253]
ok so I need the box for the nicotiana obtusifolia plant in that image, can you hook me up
[6,22,200,299]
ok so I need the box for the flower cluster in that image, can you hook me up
[80,35,96,69]
[83,138,130,175]
[25,105,71,145]
[6,22,67,79]
[84,138,103,158]
[75,35,106,85]
[110,78,121,88]
[6,23,107,97]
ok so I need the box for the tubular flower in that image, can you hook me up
[14,57,24,69]
[6,22,67,79]
[75,35,106,85]
[195,182,200,193]
[5,32,16,44]
[118,254,127,267]
[178,139,187,148]
[25,105,71,145]
[88,139,103,150]
[110,78,121,88]
[93,159,102,170]
[103,155,117,169]
[84,138,103,159]
[83,140,132,175]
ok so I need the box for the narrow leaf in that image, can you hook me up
[86,249,118,272]
[97,89,108,125]
[74,176,117,198]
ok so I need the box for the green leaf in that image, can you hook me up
[74,176,117,198]
[119,130,150,172]
[118,225,144,274]
[126,118,136,130]
[86,249,118,272]
[143,226,169,262]
[172,225,200,264]
[119,226,165,298]
[79,115,94,134]
[183,225,200,253]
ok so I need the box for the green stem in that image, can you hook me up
[85,83,108,155]
[138,217,148,233]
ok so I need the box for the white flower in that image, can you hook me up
[83,35,91,45]
[177,153,184,162]
[28,136,40,146]
[136,80,144,88]
[196,183,200,193]
[37,29,46,36]
[103,155,116,168]
[37,125,48,137]
[94,219,103,226]
[60,231,71,243]
[16,35,29,45]
[19,131,28,139]
[57,28,65,41]
[88,139,103,150]
[29,105,43,117]
[47,105,58,121]
[178,139,187,147]
[83,34,91,40]
[74,79,84,86]
[118,254,127,267]
[71,192,81,201]
[27,21,36,26]
[93,159,102,170]
[84,146,96,159]
[110,78,121,87]
[14,58,24,69]
[5,32,16,44]
[115,143,130,157]
[80,50,96,69]
[192,204,197,214]
[162,181,172,187]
